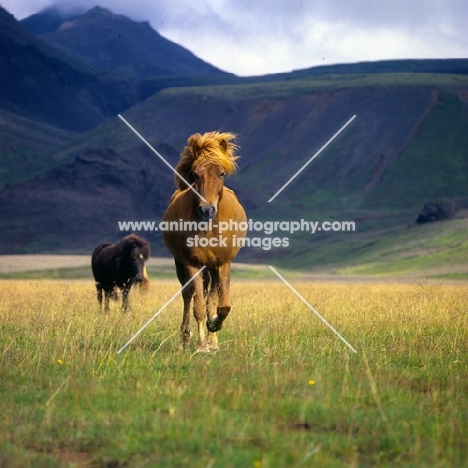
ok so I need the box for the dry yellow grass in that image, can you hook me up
[0,279,467,467]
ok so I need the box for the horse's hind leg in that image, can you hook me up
[104,289,111,312]
[207,262,231,333]
[96,283,103,311]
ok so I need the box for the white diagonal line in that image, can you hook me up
[118,114,207,202]
[268,115,356,202]
[269,266,357,353]
[117,266,206,354]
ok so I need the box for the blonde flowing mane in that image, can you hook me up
[174,131,239,190]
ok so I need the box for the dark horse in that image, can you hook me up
[163,131,247,352]
[91,234,150,312]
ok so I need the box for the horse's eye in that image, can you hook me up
[220,172,226,178]
[192,172,199,180]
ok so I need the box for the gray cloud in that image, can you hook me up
[4,0,468,75]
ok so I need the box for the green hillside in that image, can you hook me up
[365,92,468,210]
[279,217,468,278]
[44,72,468,170]
[0,110,77,186]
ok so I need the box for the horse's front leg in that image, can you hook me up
[122,281,133,313]
[175,261,193,349]
[186,264,209,352]
[207,262,231,333]
[179,285,193,349]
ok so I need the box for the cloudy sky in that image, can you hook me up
[4,0,468,76]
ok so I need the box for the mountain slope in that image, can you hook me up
[0,145,176,253]
[23,6,231,77]
[0,109,77,187]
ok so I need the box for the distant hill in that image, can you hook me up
[22,6,231,78]
[257,58,468,82]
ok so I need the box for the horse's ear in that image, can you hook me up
[219,138,228,153]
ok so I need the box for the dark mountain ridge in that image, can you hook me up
[22,6,231,77]
[20,5,85,35]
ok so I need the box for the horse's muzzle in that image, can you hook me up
[198,204,216,221]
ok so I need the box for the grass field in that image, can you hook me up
[1,277,467,467]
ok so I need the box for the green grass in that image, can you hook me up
[0,261,291,281]
[336,219,468,277]
[0,266,93,280]
[428,272,468,280]
[0,280,467,467]
[277,217,468,278]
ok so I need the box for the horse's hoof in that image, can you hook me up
[207,316,223,332]
[208,344,219,352]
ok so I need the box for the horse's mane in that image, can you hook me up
[174,131,239,190]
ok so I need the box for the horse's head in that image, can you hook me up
[121,234,151,283]
[175,132,239,221]
[129,246,147,283]
[192,161,227,221]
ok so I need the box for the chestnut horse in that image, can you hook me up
[162,132,247,352]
